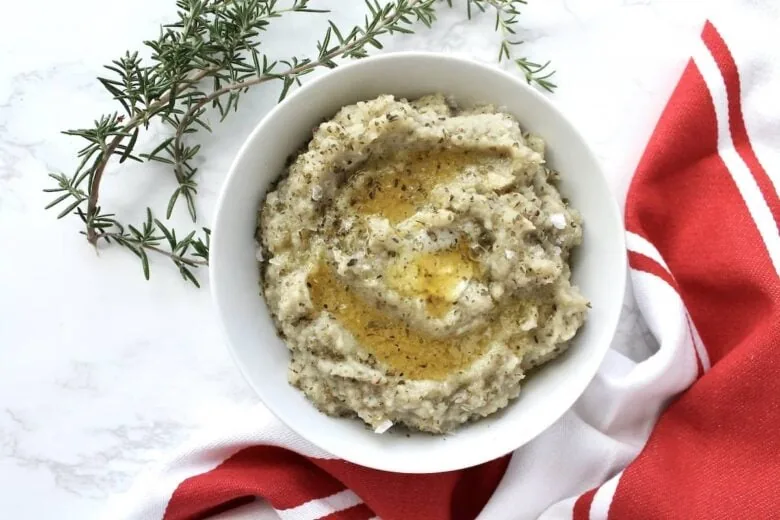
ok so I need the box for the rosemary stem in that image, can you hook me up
[99,232,209,266]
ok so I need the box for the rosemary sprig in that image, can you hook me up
[46,0,555,286]
[484,0,556,91]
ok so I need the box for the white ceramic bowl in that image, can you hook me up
[210,52,626,473]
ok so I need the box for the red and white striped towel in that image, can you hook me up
[107,1,780,518]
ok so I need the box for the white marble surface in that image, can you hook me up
[0,1,707,518]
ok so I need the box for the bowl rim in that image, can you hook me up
[210,50,627,472]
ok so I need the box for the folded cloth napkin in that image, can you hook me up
[107,0,780,518]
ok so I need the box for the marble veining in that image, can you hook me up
[0,0,706,517]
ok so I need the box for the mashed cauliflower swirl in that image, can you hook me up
[258,94,588,434]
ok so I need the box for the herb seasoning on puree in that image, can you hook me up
[258,94,588,433]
